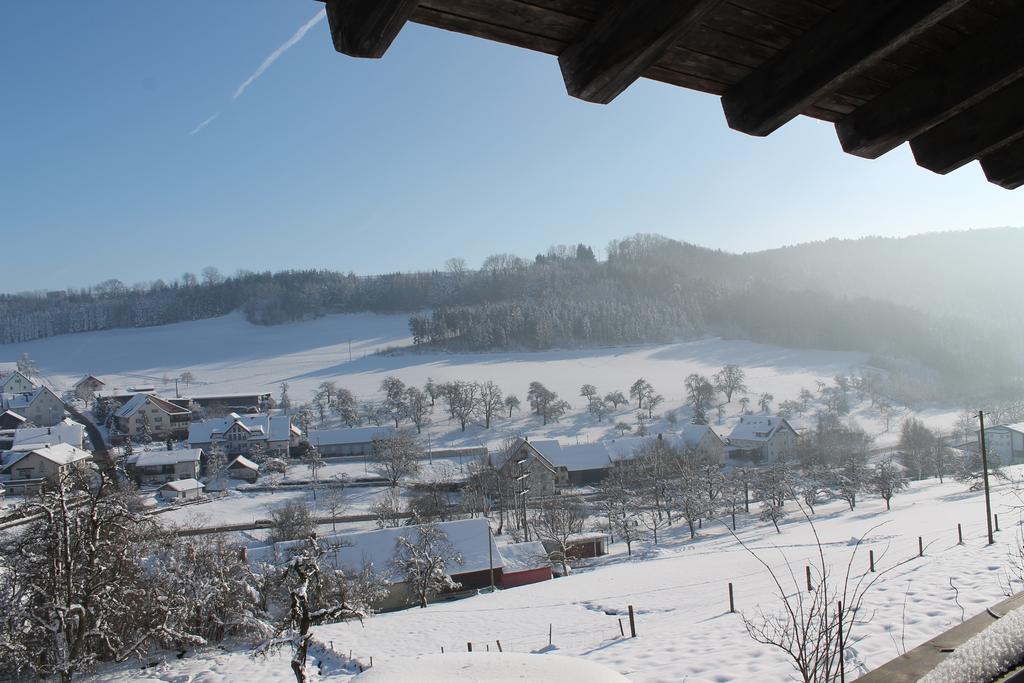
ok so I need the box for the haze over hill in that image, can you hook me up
[2,229,1021,400]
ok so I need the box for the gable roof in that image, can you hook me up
[728,416,796,443]
[309,425,396,447]
[984,422,1024,436]
[114,393,189,419]
[498,541,549,572]
[73,375,105,388]
[252,518,500,580]
[128,448,203,468]
[0,370,35,387]
[4,386,62,411]
[159,478,204,492]
[12,421,84,449]
[189,413,295,444]
[2,443,92,472]
[228,455,259,471]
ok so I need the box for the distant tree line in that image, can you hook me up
[2,234,1018,399]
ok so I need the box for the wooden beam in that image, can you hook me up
[910,78,1024,175]
[721,0,968,137]
[324,0,420,59]
[558,0,725,105]
[981,138,1024,190]
[837,11,1024,159]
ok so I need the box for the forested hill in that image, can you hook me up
[1,231,1020,398]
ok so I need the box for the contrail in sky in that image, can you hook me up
[188,8,325,136]
[233,9,326,100]
[188,112,220,136]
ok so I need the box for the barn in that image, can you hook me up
[499,541,553,589]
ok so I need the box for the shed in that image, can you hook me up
[158,478,205,501]
[227,455,260,482]
[498,541,553,589]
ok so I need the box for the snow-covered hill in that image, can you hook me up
[1,311,960,449]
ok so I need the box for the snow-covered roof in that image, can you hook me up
[530,440,613,472]
[159,478,204,492]
[114,393,188,418]
[128,448,202,467]
[12,421,84,449]
[73,375,104,388]
[498,541,550,572]
[228,455,258,471]
[253,518,501,580]
[189,413,295,444]
[986,422,1024,435]
[728,416,795,443]
[309,425,396,446]
[4,443,92,469]
[0,409,26,423]
[3,386,61,411]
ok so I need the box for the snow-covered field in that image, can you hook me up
[0,311,961,449]
[87,468,1024,682]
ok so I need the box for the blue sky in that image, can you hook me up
[2,1,1021,293]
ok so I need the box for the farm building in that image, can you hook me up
[498,541,553,589]
[308,425,395,457]
[250,518,502,610]
[158,478,205,501]
[127,448,203,485]
[189,413,300,457]
[227,455,260,482]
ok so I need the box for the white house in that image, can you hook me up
[11,420,85,449]
[227,455,260,482]
[0,370,36,395]
[72,375,105,400]
[727,415,799,462]
[977,423,1024,465]
[158,478,205,501]
[307,425,395,457]
[113,394,192,439]
[127,448,203,485]
[189,413,300,457]
[0,443,93,482]
[2,386,66,427]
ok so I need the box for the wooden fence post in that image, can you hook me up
[837,601,844,683]
[919,536,923,557]
[806,565,812,591]
[869,549,875,573]
[496,640,503,652]
[549,623,552,645]
[467,642,472,652]
[958,523,963,545]
[628,605,637,638]
[728,582,735,613]
[996,514,1000,532]
[619,618,625,636]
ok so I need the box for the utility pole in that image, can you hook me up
[979,410,994,545]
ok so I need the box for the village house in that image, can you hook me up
[167,392,272,417]
[72,375,105,401]
[307,425,396,457]
[977,423,1024,465]
[1,386,66,427]
[727,415,798,462]
[227,455,260,482]
[158,478,205,501]
[113,393,192,440]
[126,447,203,485]
[249,518,502,611]
[0,419,86,451]
[0,370,37,395]
[189,412,301,457]
[0,443,93,483]
[0,410,27,431]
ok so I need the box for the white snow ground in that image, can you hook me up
[0,311,961,450]
[87,468,1024,682]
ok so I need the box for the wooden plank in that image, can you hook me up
[981,138,1024,190]
[324,0,421,58]
[410,6,567,54]
[418,0,587,42]
[910,78,1024,174]
[720,0,970,136]
[837,11,1024,159]
[557,0,726,104]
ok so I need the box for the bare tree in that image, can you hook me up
[759,392,775,413]
[630,378,655,411]
[268,500,316,544]
[714,364,747,403]
[579,384,599,401]
[392,525,464,608]
[614,421,633,436]
[605,390,628,409]
[370,430,422,487]
[871,458,908,511]
[588,397,612,422]
[541,397,571,425]
[380,376,407,428]
[370,487,407,528]
[685,374,717,424]
[321,481,349,532]
[304,447,325,485]
[531,495,587,575]
[475,381,504,429]
[504,393,521,418]
[404,386,431,434]
[595,466,642,556]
